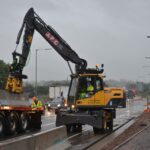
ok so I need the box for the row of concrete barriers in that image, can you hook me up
[0,126,67,150]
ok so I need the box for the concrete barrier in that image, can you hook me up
[0,126,67,150]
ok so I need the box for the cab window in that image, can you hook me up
[78,76,95,99]
[95,77,103,91]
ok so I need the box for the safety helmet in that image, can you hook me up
[32,96,37,101]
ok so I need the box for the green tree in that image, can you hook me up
[0,60,9,89]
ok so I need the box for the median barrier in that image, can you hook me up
[0,126,67,150]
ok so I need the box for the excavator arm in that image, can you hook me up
[6,8,87,93]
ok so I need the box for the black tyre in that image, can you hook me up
[66,124,82,133]
[66,124,71,133]
[108,117,113,131]
[17,113,29,133]
[93,127,101,134]
[77,124,82,132]
[101,117,107,133]
[66,124,75,133]
[0,115,4,135]
[4,112,18,135]
[93,118,107,134]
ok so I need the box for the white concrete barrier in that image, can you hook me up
[0,126,67,150]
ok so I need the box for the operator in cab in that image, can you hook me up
[87,82,94,93]
[79,80,94,99]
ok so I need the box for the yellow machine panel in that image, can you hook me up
[76,86,125,108]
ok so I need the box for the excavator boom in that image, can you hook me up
[17,8,87,71]
[6,8,87,93]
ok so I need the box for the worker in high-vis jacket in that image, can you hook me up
[31,96,43,109]
[79,82,94,99]
[87,82,94,93]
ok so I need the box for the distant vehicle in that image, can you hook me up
[47,97,64,111]
[126,90,135,99]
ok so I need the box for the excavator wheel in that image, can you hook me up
[93,127,101,134]
[107,116,113,131]
[73,124,82,132]
[66,124,82,133]
[93,117,107,134]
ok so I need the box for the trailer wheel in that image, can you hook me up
[5,112,17,135]
[0,115,4,135]
[17,113,29,133]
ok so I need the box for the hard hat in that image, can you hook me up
[96,64,100,68]
[32,96,37,101]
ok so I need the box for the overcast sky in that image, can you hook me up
[1,0,150,82]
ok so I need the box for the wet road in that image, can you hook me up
[41,111,56,130]
[0,98,146,149]
[48,98,146,150]
[0,110,56,141]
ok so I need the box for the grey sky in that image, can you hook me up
[1,0,150,82]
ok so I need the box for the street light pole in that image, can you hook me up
[35,48,52,96]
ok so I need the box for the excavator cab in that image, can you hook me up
[67,68,126,110]
[56,69,126,131]
[68,74,102,106]
[67,66,105,109]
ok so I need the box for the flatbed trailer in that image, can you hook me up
[0,99,43,135]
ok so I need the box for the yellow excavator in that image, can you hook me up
[56,67,126,134]
[5,8,126,134]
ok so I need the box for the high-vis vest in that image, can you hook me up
[31,100,43,108]
[37,101,43,108]
[87,85,94,92]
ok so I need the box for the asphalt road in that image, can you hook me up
[0,98,146,150]
[48,99,146,150]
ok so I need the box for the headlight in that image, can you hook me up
[57,104,61,108]
[48,104,51,107]
[71,105,75,109]
[64,103,67,107]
